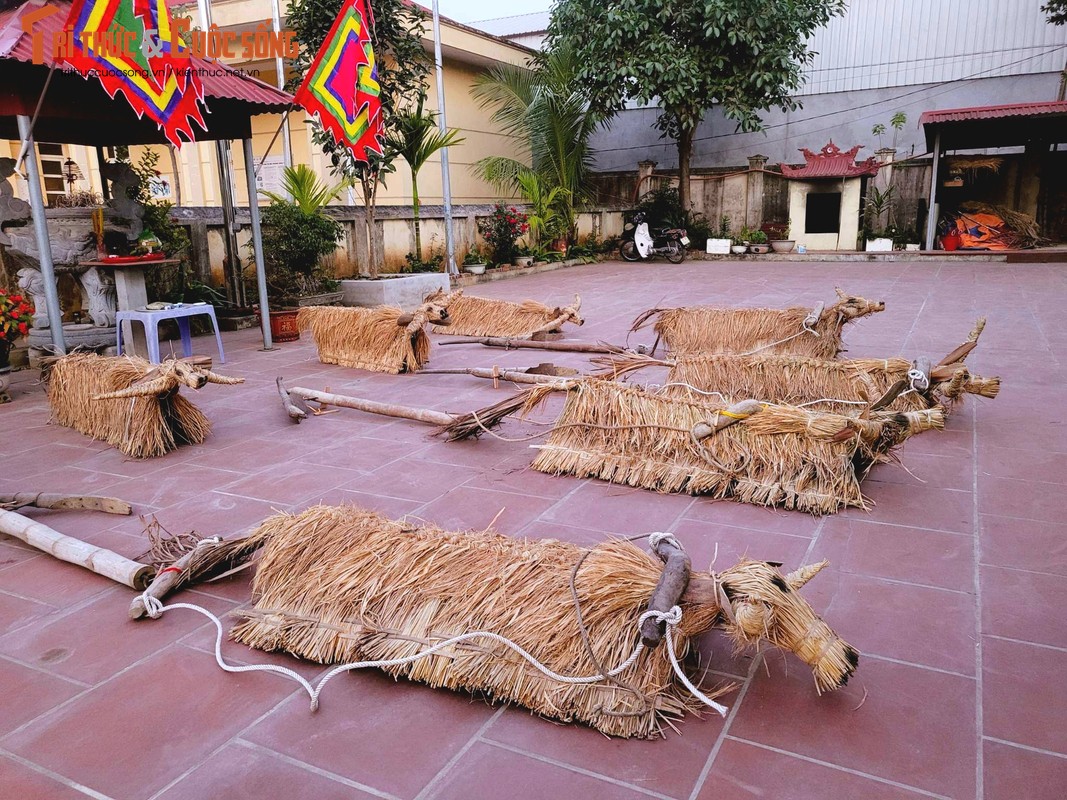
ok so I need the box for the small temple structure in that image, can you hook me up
[780,142,881,251]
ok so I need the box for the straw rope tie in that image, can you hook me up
[135,594,730,716]
[907,368,930,392]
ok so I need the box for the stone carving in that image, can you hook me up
[80,267,117,327]
[100,161,143,240]
[0,157,31,246]
[17,267,51,329]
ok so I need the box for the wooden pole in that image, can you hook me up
[438,337,623,354]
[0,508,153,589]
[0,493,131,514]
[289,386,455,427]
[640,535,691,648]
[416,367,571,385]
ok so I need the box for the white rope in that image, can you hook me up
[137,594,728,716]
[734,314,821,357]
[907,368,930,392]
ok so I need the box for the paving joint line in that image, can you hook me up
[231,739,402,800]
[972,399,984,799]
[982,736,1067,760]
[412,707,507,800]
[0,747,115,800]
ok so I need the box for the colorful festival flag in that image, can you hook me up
[59,0,206,147]
[294,0,383,163]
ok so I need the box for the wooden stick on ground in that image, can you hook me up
[437,337,636,355]
[288,385,455,427]
[276,376,309,423]
[416,366,577,386]
[0,507,153,589]
[0,493,132,515]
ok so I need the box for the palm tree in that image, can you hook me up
[260,164,348,214]
[516,171,570,251]
[471,42,604,242]
[385,98,465,262]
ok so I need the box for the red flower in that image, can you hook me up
[18,322,27,335]
[10,294,22,304]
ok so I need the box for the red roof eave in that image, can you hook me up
[919,101,1067,126]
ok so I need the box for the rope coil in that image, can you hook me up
[137,593,729,717]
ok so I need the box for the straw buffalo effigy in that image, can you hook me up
[429,291,584,338]
[501,379,943,514]
[229,505,858,738]
[595,319,1000,415]
[633,288,885,358]
[296,292,458,373]
[47,354,243,458]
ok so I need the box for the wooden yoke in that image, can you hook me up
[640,533,692,647]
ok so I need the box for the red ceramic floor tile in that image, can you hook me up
[72,442,199,479]
[895,427,973,458]
[810,517,974,592]
[0,541,39,571]
[152,493,286,539]
[980,515,1067,576]
[426,741,655,800]
[844,483,974,534]
[461,453,580,498]
[216,461,369,506]
[729,656,976,798]
[300,487,424,520]
[417,486,556,533]
[539,481,692,536]
[981,566,1067,648]
[514,519,612,547]
[683,498,820,536]
[0,553,114,607]
[978,446,1067,485]
[979,421,1067,453]
[103,465,251,510]
[179,624,328,682]
[0,657,84,737]
[414,436,521,471]
[983,739,1067,800]
[983,636,1067,755]
[154,742,382,800]
[0,756,97,800]
[0,587,236,685]
[697,738,930,799]
[866,451,974,491]
[484,698,727,798]
[242,670,496,799]
[355,457,482,503]
[978,476,1067,524]
[0,591,55,637]
[295,435,410,473]
[1,645,296,800]
[671,518,812,573]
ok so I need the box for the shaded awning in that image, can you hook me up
[0,0,293,145]
[780,141,880,180]
[919,101,1067,151]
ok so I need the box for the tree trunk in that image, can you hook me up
[412,167,422,263]
[167,144,183,206]
[677,125,694,211]
[361,173,381,279]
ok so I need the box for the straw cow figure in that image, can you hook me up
[429,291,584,338]
[634,288,885,358]
[297,292,459,373]
[47,354,243,458]
[231,505,858,738]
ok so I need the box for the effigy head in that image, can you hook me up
[832,287,886,319]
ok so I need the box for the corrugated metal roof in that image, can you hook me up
[919,101,1067,126]
[0,0,292,110]
[780,141,880,180]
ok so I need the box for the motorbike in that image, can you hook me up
[620,211,689,263]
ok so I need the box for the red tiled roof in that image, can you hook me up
[919,101,1067,126]
[779,141,880,180]
[0,0,292,111]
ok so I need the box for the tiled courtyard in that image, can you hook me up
[1,258,1064,800]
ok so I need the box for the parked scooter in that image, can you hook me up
[620,211,689,263]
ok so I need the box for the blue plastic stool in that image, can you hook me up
[115,304,225,364]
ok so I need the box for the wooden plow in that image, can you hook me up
[631,288,886,358]
[230,505,858,738]
[47,354,243,458]
[428,291,584,339]
[296,292,460,374]
[593,318,999,414]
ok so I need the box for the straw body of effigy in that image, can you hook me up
[47,354,242,458]
[430,293,583,338]
[519,379,942,514]
[230,505,857,738]
[636,289,885,358]
[297,293,455,374]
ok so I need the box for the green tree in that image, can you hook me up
[471,42,604,242]
[547,0,846,210]
[287,0,429,277]
[1044,1,1067,24]
[384,96,465,262]
[260,164,348,213]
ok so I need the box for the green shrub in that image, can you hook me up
[256,202,343,301]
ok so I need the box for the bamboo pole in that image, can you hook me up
[437,337,627,354]
[288,386,455,426]
[416,367,573,385]
[0,508,153,589]
[0,493,131,515]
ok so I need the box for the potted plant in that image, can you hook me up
[766,222,795,253]
[478,205,529,268]
[706,215,732,254]
[863,186,895,252]
[747,229,770,254]
[512,245,535,267]
[255,165,347,342]
[462,246,487,275]
[0,288,32,399]
[730,230,748,255]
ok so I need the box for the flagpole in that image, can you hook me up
[431,0,457,277]
[270,0,293,181]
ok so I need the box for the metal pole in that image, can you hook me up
[431,0,457,276]
[242,138,273,350]
[270,0,293,178]
[17,115,66,354]
[924,130,941,250]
